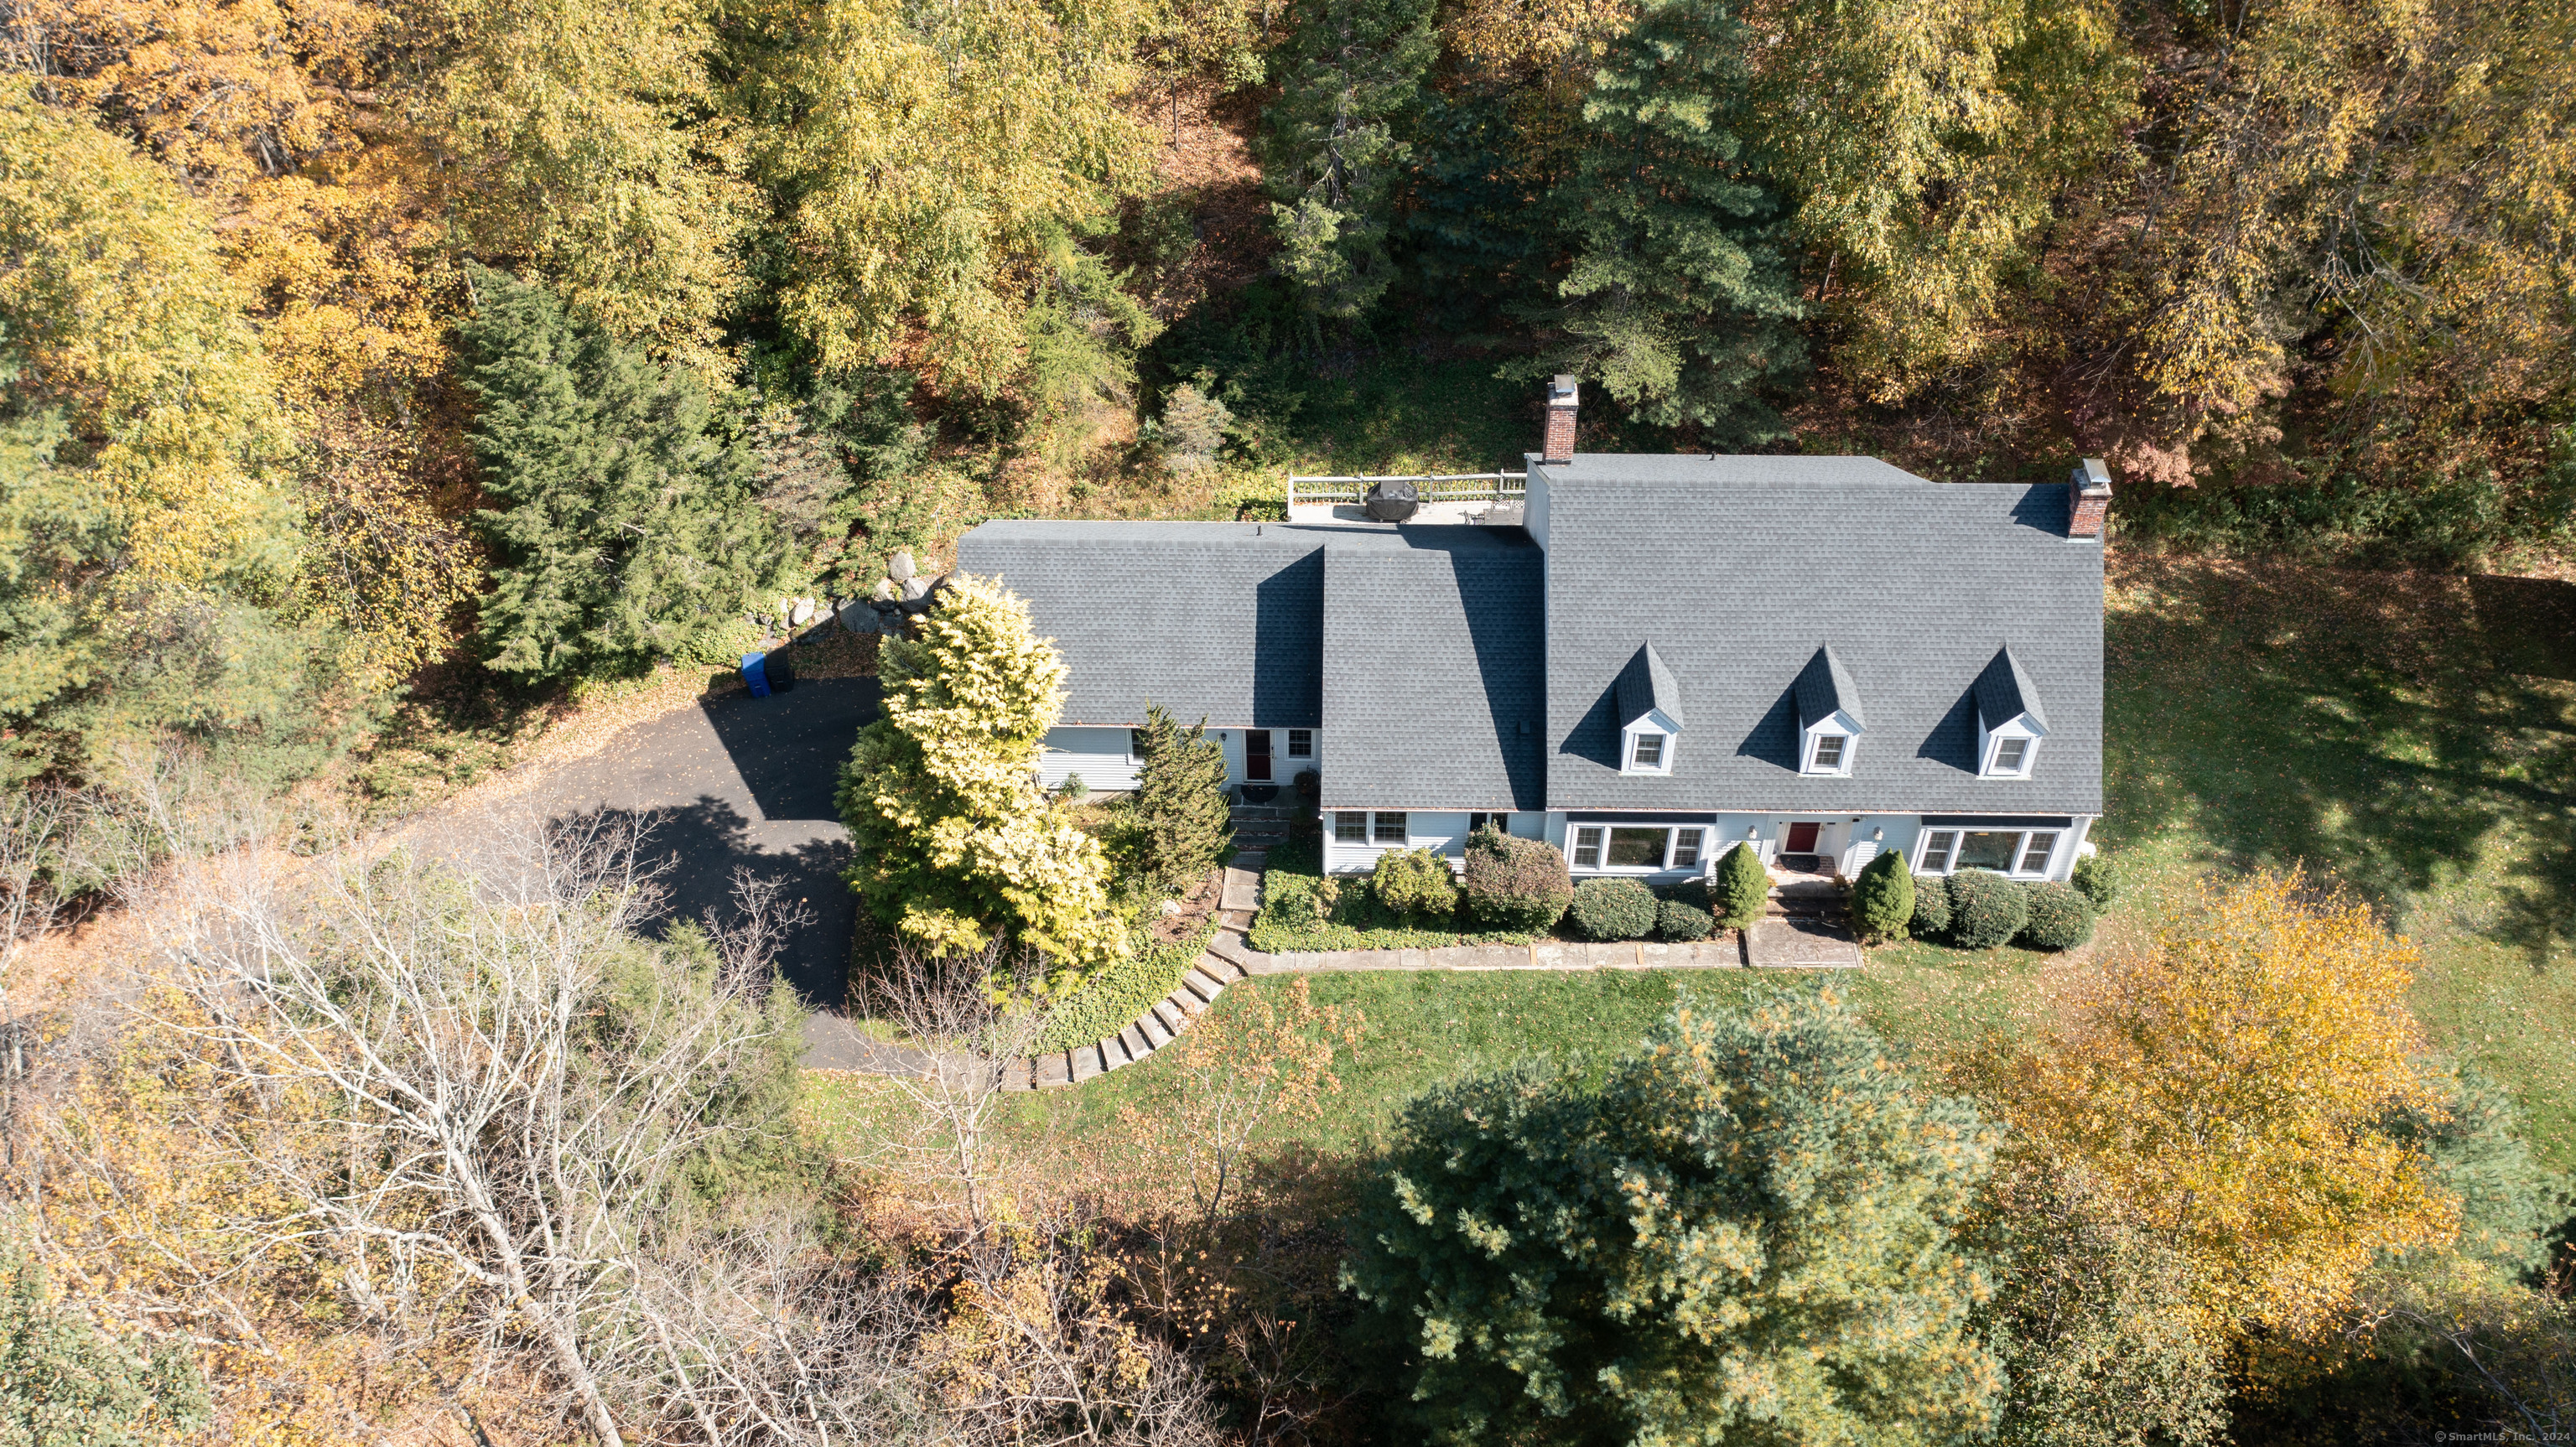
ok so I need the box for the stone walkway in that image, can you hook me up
[991,849,1865,1092]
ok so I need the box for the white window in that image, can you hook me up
[1916,826,2061,878]
[1804,730,1852,775]
[1570,824,1707,872]
[1607,827,1667,868]
[1993,737,2028,774]
[1631,733,1664,770]
[1287,729,1313,758]
[1572,826,1603,869]
[1334,812,1368,843]
[1373,812,1407,844]
[1672,827,1704,869]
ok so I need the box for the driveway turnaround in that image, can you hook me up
[425,677,899,1071]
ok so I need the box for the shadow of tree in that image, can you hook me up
[2104,557,2576,967]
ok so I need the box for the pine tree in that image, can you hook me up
[834,575,1124,983]
[1534,0,1808,444]
[1260,0,1437,324]
[460,266,791,680]
[1343,987,2002,1444]
[1129,703,1232,891]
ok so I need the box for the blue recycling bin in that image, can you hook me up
[740,652,771,698]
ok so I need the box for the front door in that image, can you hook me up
[1784,821,1821,853]
[1246,729,1273,781]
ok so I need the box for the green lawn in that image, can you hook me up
[808,554,2576,1171]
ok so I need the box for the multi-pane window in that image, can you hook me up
[1672,827,1704,869]
[1919,830,1958,873]
[1811,734,1846,771]
[1568,824,1709,872]
[1992,737,2030,775]
[1631,734,1665,769]
[1468,812,1495,835]
[2019,832,2059,874]
[1572,826,1604,869]
[1373,812,1408,844]
[1956,831,2020,870]
[1334,812,1368,843]
[1130,729,1148,757]
[1287,729,1314,758]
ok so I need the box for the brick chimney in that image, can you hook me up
[1541,376,1578,464]
[2070,458,2112,539]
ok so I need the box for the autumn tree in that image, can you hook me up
[834,574,1124,983]
[460,266,791,679]
[1986,871,2459,1338]
[1343,987,2002,1445]
[0,1237,211,1446]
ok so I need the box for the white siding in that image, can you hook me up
[1322,809,1533,874]
[1038,727,1139,791]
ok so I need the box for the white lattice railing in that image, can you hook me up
[1285,472,1528,511]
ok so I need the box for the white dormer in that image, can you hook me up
[1973,646,2048,779]
[1793,646,1866,776]
[1615,643,1684,776]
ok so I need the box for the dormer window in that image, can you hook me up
[1973,646,2049,780]
[1614,643,1684,776]
[1793,646,1865,776]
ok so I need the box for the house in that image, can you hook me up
[953,381,2108,888]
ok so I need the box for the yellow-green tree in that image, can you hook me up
[834,575,1124,983]
[1987,871,2458,1338]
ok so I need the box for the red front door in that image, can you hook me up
[1246,729,1273,781]
[1784,822,1821,853]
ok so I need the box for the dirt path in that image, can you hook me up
[405,676,898,1071]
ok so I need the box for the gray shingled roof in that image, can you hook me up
[1973,646,2048,732]
[1538,456,2101,815]
[1614,644,1685,729]
[1320,535,1545,810]
[1792,646,1864,729]
[953,520,1535,731]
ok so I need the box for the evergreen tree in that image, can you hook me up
[1851,848,1915,943]
[460,266,790,680]
[834,575,1124,983]
[1712,838,1769,928]
[1260,0,1438,324]
[1531,0,1807,444]
[1129,703,1232,891]
[1343,988,2002,1445]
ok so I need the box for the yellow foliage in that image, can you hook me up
[749,0,1158,392]
[1991,871,2458,1339]
[0,79,293,589]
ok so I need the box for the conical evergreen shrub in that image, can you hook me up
[1851,850,1914,944]
[1713,841,1770,930]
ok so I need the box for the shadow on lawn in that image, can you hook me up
[2104,557,2576,967]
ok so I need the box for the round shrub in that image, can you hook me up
[1658,898,1716,941]
[1712,842,1771,928]
[1911,871,1953,938]
[1374,848,1461,918]
[2017,880,2096,951]
[1945,869,2029,950]
[1462,828,1574,932]
[1570,879,1659,941]
[1849,850,1914,944]
[2071,851,2122,910]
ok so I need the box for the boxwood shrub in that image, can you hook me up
[2071,851,2122,910]
[1911,870,1953,938]
[1462,827,1574,931]
[1570,878,1659,941]
[1657,898,1716,941]
[2017,879,2096,951]
[1373,847,1461,918]
[1945,869,2028,950]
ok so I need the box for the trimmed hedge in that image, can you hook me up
[1945,869,2028,950]
[1911,869,1953,937]
[1462,827,1574,932]
[1374,847,1461,917]
[1248,837,1538,952]
[1711,842,1770,928]
[1849,850,1914,943]
[1657,898,1716,941]
[1570,879,1659,941]
[2017,880,2096,951]
[2071,851,2122,910]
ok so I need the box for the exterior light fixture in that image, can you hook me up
[1872,827,1884,841]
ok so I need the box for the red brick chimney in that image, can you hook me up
[1541,376,1578,464]
[2070,458,2112,539]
